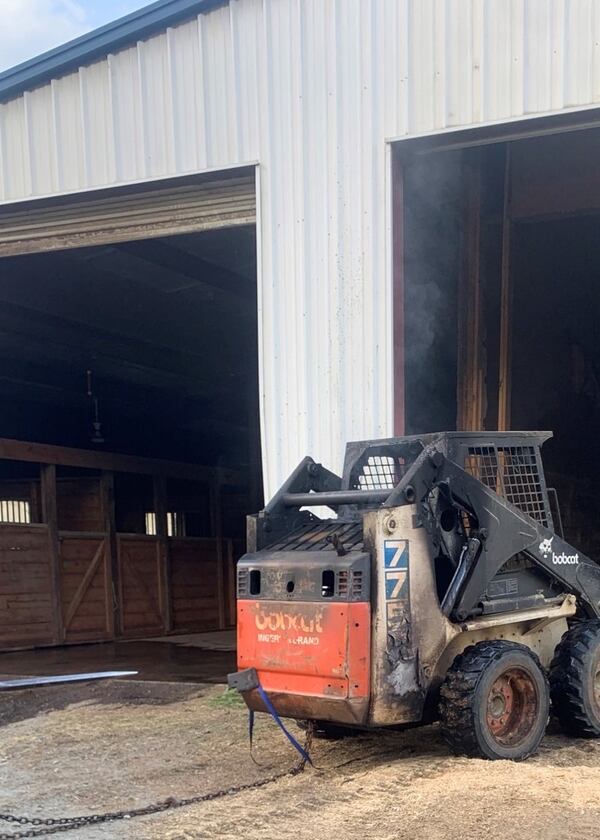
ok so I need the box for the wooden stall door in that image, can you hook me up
[60,535,113,643]
[0,525,56,648]
[117,536,165,637]
[57,479,105,531]
[170,538,223,632]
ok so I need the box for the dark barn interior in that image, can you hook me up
[0,227,258,465]
[0,224,260,649]
[399,124,600,559]
[511,214,600,556]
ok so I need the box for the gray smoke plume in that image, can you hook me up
[403,150,464,434]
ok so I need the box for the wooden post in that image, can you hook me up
[457,151,486,431]
[40,464,64,644]
[209,474,226,630]
[30,479,41,523]
[153,476,172,633]
[498,146,513,431]
[100,471,120,638]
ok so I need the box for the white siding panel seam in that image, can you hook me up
[260,0,282,488]
[362,0,376,435]
[50,81,63,192]
[197,15,211,167]
[21,92,34,196]
[371,0,388,438]
[398,0,410,136]
[292,0,307,475]
[472,0,484,124]
[105,59,118,185]
[106,54,120,184]
[592,0,600,103]
[228,3,243,162]
[255,0,276,491]
[77,68,90,188]
[224,3,241,166]
[136,41,149,179]
[510,0,525,116]
[165,28,179,174]
[434,0,446,129]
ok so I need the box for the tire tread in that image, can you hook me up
[549,619,600,738]
[439,639,547,760]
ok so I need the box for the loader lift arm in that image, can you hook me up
[267,434,600,620]
[386,444,600,620]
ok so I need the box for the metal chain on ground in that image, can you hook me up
[0,725,314,839]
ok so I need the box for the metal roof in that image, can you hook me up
[0,0,222,103]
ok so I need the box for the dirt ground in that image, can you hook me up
[2,679,600,840]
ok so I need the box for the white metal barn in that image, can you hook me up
[1,0,600,649]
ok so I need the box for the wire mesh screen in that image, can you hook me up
[354,455,403,491]
[465,445,549,526]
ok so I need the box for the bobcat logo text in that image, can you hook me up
[539,536,579,566]
[254,609,324,634]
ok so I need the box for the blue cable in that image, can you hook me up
[248,684,313,766]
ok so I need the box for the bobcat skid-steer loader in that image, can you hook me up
[228,432,600,760]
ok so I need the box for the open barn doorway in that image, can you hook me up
[510,212,600,558]
[0,170,260,652]
[394,118,600,559]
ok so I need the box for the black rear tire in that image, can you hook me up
[439,640,549,760]
[549,619,600,737]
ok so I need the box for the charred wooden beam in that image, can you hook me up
[0,438,244,485]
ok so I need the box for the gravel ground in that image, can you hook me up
[1,680,600,840]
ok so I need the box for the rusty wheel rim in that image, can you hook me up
[486,667,539,747]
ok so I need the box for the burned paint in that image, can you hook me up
[253,605,324,635]
[383,538,414,669]
[364,507,427,726]
[243,688,370,725]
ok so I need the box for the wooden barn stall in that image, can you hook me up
[0,438,244,651]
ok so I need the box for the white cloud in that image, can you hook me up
[0,0,92,72]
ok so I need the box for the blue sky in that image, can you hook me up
[0,0,151,72]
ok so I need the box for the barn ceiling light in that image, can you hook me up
[86,369,105,445]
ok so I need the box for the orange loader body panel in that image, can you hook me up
[237,599,370,723]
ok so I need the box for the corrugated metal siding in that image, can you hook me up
[2,0,600,497]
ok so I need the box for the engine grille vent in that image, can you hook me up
[465,445,550,526]
[352,569,364,598]
[237,568,248,596]
[268,521,363,552]
[337,570,349,597]
[336,569,365,598]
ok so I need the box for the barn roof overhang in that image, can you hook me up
[0,0,224,104]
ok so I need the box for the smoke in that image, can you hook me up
[403,151,464,434]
